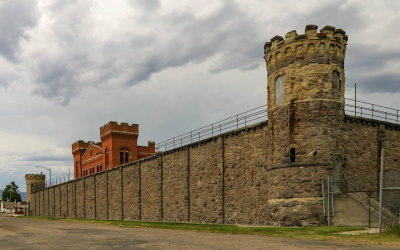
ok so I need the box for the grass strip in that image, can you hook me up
[20,216,400,245]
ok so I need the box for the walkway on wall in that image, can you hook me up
[157,97,400,152]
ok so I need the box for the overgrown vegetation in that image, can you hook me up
[386,224,400,236]
[21,216,400,245]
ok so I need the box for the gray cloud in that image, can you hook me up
[127,0,160,11]
[345,44,400,94]
[23,155,71,162]
[0,0,39,61]
[26,0,266,104]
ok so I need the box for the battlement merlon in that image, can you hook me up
[72,140,90,153]
[99,121,139,138]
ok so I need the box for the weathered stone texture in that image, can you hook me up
[60,183,67,218]
[67,182,74,218]
[54,186,60,217]
[141,160,159,221]
[43,189,49,217]
[95,172,107,219]
[189,140,220,223]
[108,168,122,220]
[85,177,95,219]
[123,164,140,220]
[162,150,186,222]
[343,118,379,190]
[75,179,84,218]
[224,125,269,225]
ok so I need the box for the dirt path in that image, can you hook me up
[0,215,395,249]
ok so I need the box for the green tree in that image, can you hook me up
[2,181,22,202]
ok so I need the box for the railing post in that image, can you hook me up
[236,115,239,129]
[385,112,387,122]
[190,131,193,143]
[220,124,222,134]
[173,138,175,149]
[372,104,374,119]
[181,138,182,147]
[212,124,213,137]
[244,116,247,126]
[361,107,363,118]
[397,110,399,124]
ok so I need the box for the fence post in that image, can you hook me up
[212,123,213,137]
[236,115,239,129]
[379,149,384,233]
[372,104,374,119]
[327,176,331,226]
[121,167,124,221]
[94,174,97,219]
[138,163,141,220]
[83,177,86,219]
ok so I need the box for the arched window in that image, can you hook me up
[290,148,296,163]
[332,71,340,100]
[275,76,284,105]
[105,148,109,169]
[120,147,129,164]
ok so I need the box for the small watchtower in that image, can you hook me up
[263,25,348,225]
[25,174,46,210]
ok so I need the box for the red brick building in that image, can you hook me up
[72,121,155,179]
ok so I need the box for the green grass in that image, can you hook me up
[20,216,400,245]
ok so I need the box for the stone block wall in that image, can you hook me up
[30,118,400,226]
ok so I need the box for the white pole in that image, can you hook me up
[379,149,384,233]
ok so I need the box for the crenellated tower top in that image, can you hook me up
[264,25,347,110]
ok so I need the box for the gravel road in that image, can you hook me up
[0,214,396,249]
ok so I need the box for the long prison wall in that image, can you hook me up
[343,116,400,214]
[32,121,273,224]
[31,117,400,225]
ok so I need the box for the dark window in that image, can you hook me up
[275,76,284,105]
[290,148,296,163]
[105,148,109,169]
[125,152,129,163]
[332,71,340,100]
[99,164,102,171]
[120,147,129,164]
[76,162,79,177]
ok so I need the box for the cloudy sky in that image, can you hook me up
[1,0,400,193]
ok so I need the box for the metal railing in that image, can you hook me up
[156,105,268,152]
[156,98,400,152]
[345,98,400,124]
[44,173,74,188]
[338,179,400,224]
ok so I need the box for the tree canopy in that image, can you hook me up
[2,181,22,202]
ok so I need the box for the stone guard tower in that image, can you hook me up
[264,25,347,225]
[25,174,46,213]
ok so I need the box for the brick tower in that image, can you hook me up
[264,25,347,225]
[25,174,46,212]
